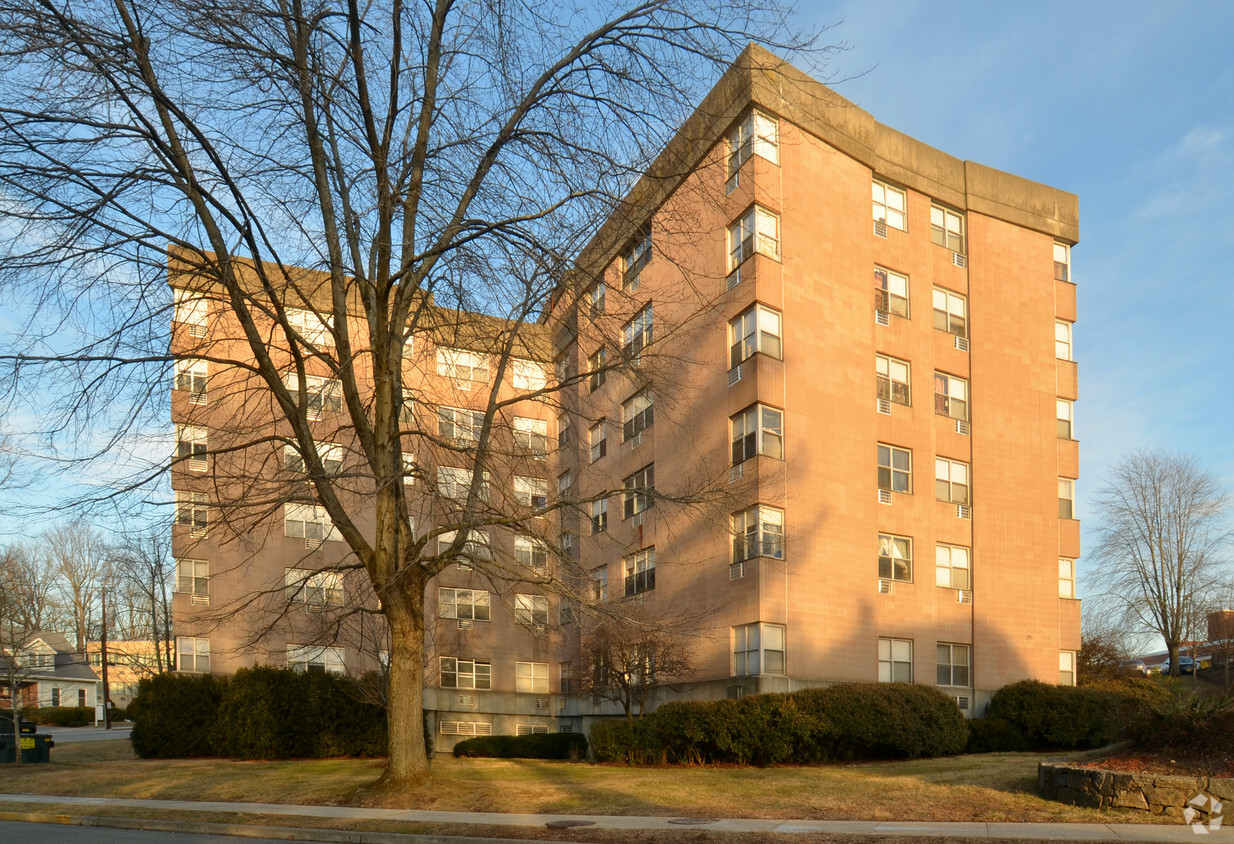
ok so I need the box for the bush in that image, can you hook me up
[1124,690,1234,757]
[453,732,587,760]
[589,718,658,764]
[794,684,968,761]
[129,672,229,758]
[24,706,95,727]
[963,717,1030,753]
[984,679,1154,751]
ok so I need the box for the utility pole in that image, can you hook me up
[100,590,111,730]
[7,618,21,766]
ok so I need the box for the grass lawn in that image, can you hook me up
[0,740,1162,826]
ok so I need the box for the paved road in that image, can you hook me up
[0,820,338,843]
[41,725,133,743]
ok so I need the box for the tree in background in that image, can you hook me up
[575,604,697,719]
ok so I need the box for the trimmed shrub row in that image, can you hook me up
[24,707,96,727]
[590,683,969,766]
[128,667,387,759]
[453,732,588,760]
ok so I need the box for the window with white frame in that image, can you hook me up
[590,497,608,534]
[1057,399,1074,440]
[591,565,608,601]
[515,661,549,693]
[732,622,785,676]
[516,724,550,736]
[936,544,970,589]
[930,204,965,253]
[284,502,339,542]
[935,458,970,505]
[173,289,208,332]
[932,288,967,338]
[515,536,549,572]
[557,470,572,495]
[933,372,968,421]
[587,347,606,392]
[624,547,655,596]
[513,417,548,458]
[559,530,575,559]
[621,230,652,291]
[285,568,344,606]
[1059,558,1076,599]
[731,404,783,465]
[732,505,784,562]
[174,558,209,597]
[438,466,488,501]
[439,587,491,621]
[623,464,655,519]
[727,108,779,181]
[589,421,607,462]
[936,643,970,687]
[402,454,415,486]
[175,358,207,403]
[1059,651,1076,686]
[287,644,344,674]
[511,358,547,391]
[1055,320,1073,361]
[876,354,911,406]
[283,372,342,419]
[514,594,550,627]
[176,492,208,534]
[877,444,912,494]
[621,391,654,441]
[286,307,334,347]
[441,657,491,690]
[1059,478,1075,519]
[437,347,489,383]
[513,476,548,510]
[872,179,907,231]
[1054,242,1071,282]
[729,205,780,269]
[438,406,485,443]
[438,529,492,566]
[729,304,782,369]
[878,533,912,582]
[284,441,343,475]
[176,637,210,673]
[621,305,653,360]
[177,425,208,471]
[878,637,913,683]
[587,281,605,315]
[557,413,573,448]
[875,267,909,317]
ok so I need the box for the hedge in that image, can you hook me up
[453,732,587,760]
[20,706,95,727]
[979,679,1166,752]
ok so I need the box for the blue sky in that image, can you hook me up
[808,2,1234,593]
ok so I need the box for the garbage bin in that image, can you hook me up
[0,732,54,763]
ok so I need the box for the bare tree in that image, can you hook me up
[42,524,113,656]
[111,529,175,672]
[0,543,59,633]
[575,604,697,718]
[1090,450,1231,678]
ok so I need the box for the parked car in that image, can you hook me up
[1161,656,1197,675]
[1119,658,1151,677]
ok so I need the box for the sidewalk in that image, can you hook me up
[0,793,1228,842]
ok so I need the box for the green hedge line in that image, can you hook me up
[14,707,95,727]
[453,732,588,759]
[590,684,969,766]
[128,667,387,759]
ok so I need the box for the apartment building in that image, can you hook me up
[169,44,1079,749]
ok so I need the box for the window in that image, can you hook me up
[402,455,416,486]
[439,587,491,622]
[587,281,605,315]
[935,458,970,505]
[173,289,208,332]
[517,724,550,736]
[876,354,911,407]
[437,347,489,383]
[513,417,548,458]
[932,288,967,338]
[439,406,485,443]
[732,505,784,562]
[176,492,208,535]
[284,441,343,475]
[283,372,342,419]
[936,643,970,687]
[286,307,333,347]
[1059,478,1075,519]
[729,304,782,369]
[732,622,785,676]
[624,547,655,596]
[930,205,965,253]
[515,536,549,573]
[872,180,907,231]
[557,470,572,495]
[513,476,548,510]
[176,637,210,673]
[878,534,912,582]
[590,498,608,534]
[729,205,780,269]
[559,530,576,560]
[557,413,572,448]
[1059,558,1076,599]
[174,358,207,403]
[877,444,911,494]
[438,466,488,501]
[515,661,549,693]
[285,568,344,606]
[727,109,779,181]
[1055,321,1073,361]
[1054,242,1071,282]
[514,594,550,627]
[438,529,492,566]
[590,566,608,601]
[621,230,652,291]
[589,421,607,462]
[287,644,344,674]
[1057,400,1074,440]
[587,348,606,392]
[511,358,547,392]
[874,267,909,317]
[50,688,60,707]
[284,502,339,542]
[441,657,491,690]
[439,720,492,736]
[174,558,209,597]
[933,372,968,421]
[731,404,783,465]
[878,638,913,683]
[622,465,656,520]
[554,352,569,384]
[936,544,971,589]
[621,391,654,441]
[176,425,208,471]
[1060,651,1076,686]
[560,661,575,694]
[621,305,653,360]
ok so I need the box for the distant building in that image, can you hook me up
[1,631,99,710]
[84,641,171,707]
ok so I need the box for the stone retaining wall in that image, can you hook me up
[1038,762,1230,820]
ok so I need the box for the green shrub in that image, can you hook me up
[589,718,658,764]
[452,732,587,760]
[963,717,1030,753]
[129,672,229,758]
[793,684,967,761]
[25,706,95,727]
[109,706,129,722]
[985,679,1149,751]
[1124,690,1234,756]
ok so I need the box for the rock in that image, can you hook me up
[1141,785,1188,808]
[1112,790,1149,810]
[1055,787,1081,805]
[1207,778,1234,802]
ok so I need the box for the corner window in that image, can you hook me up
[936,544,971,589]
[587,347,607,392]
[933,373,968,422]
[176,492,209,535]
[621,391,654,441]
[1059,558,1076,599]
[932,288,967,339]
[1054,242,1071,282]
[930,204,965,254]
[174,558,209,597]
[590,565,608,601]
[1057,400,1074,440]
[623,464,655,519]
[876,354,911,407]
[590,498,608,534]
[935,458,970,505]
[1060,651,1076,686]
[622,230,652,291]
[173,289,208,334]
[624,547,655,596]
[874,267,909,318]
[1059,478,1075,520]
[588,421,607,462]
[176,637,210,673]
[729,304,782,369]
[176,425,208,471]
[936,643,970,687]
[557,413,573,448]
[877,444,911,494]
[587,281,605,315]
[1055,321,1073,361]
[727,108,779,183]
[728,205,780,270]
[621,306,653,360]
[732,505,784,562]
[878,637,913,683]
[731,404,783,465]
[174,358,207,404]
[732,622,785,676]
[878,533,912,582]
[872,180,907,231]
